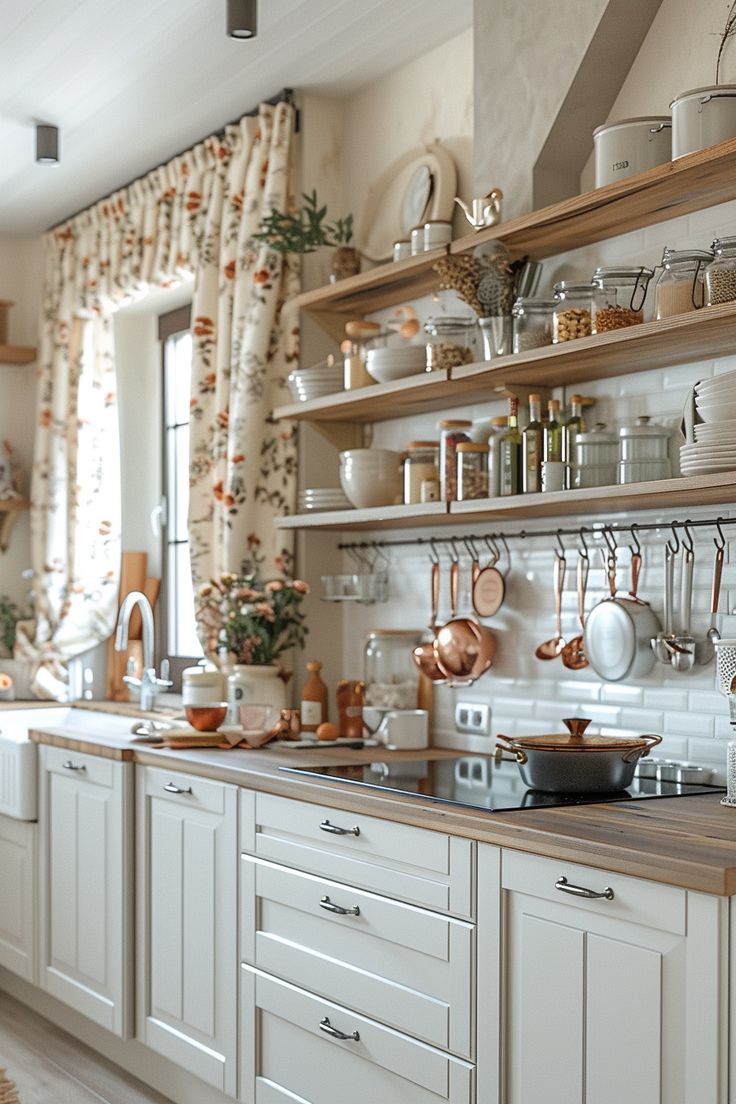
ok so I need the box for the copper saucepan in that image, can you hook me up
[434,559,495,686]
[412,559,445,682]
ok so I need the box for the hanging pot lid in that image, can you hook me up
[505,717,656,752]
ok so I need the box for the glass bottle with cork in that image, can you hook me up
[544,398,563,463]
[487,414,508,498]
[522,393,543,493]
[563,393,586,487]
[500,395,522,496]
[300,661,329,733]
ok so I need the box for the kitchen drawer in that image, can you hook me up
[502,850,686,935]
[241,855,474,1058]
[252,792,474,917]
[240,965,474,1104]
[141,764,226,815]
[42,745,115,788]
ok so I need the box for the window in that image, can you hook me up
[159,305,202,683]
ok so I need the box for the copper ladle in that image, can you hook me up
[412,559,446,682]
[561,549,589,670]
[536,550,567,660]
[434,558,495,686]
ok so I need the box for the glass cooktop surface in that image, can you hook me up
[281,756,725,812]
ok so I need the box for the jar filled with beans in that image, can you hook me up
[456,442,490,500]
[552,282,596,342]
[705,237,736,305]
[511,297,556,353]
[439,420,472,501]
[592,266,653,331]
[425,316,476,371]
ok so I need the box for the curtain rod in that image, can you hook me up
[336,513,734,554]
[48,87,298,231]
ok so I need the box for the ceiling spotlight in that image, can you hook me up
[226,0,257,38]
[36,124,59,165]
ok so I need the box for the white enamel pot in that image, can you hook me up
[584,552,661,683]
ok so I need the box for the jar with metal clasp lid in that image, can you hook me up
[592,266,653,330]
[552,282,596,342]
[654,248,712,319]
[424,316,476,371]
[364,629,423,710]
[705,237,736,306]
[511,296,556,353]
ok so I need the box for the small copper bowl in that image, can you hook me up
[185,703,229,732]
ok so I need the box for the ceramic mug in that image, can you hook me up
[393,239,411,262]
[424,220,452,250]
[410,227,425,255]
[377,708,429,749]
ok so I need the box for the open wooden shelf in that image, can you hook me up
[296,136,736,336]
[275,474,736,532]
[0,499,29,551]
[0,344,36,365]
[274,302,736,425]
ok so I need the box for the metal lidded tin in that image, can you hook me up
[593,116,671,187]
[671,85,736,159]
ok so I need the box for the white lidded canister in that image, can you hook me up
[671,85,736,158]
[593,116,671,187]
[182,665,227,706]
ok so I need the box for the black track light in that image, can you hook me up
[227,0,257,39]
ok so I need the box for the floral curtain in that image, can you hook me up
[18,102,299,700]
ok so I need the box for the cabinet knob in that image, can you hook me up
[319,818,360,837]
[62,760,86,772]
[319,1016,360,1042]
[163,782,192,795]
[320,895,360,917]
[555,875,614,901]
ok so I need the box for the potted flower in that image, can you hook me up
[195,570,309,712]
[253,189,359,281]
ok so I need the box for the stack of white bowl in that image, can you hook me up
[298,487,352,513]
[287,360,343,403]
[682,372,736,475]
[366,345,426,384]
[339,449,403,509]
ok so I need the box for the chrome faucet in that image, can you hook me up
[114,591,172,712]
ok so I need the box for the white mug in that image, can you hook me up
[410,227,425,255]
[377,709,429,749]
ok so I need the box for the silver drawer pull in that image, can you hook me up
[163,782,192,795]
[319,1016,360,1042]
[320,895,360,917]
[319,818,360,837]
[62,760,86,772]
[555,875,614,901]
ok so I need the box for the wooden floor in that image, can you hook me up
[0,993,171,1104]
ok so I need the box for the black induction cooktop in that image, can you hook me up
[281,755,725,812]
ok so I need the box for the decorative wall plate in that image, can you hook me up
[356,144,457,263]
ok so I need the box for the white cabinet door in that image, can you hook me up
[500,850,728,1104]
[136,766,238,1098]
[0,814,36,982]
[38,746,132,1037]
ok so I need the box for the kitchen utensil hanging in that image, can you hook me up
[561,535,590,670]
[697,518,725,664]
[535,535,567,660]
[434,545,495,685]
[412,546,446,683]
[670,522,696,672]
[472,534,506,618]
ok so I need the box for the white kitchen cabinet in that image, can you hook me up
[38,745,132,1036]
[496,849,729,1104]
[0,813,36,982]
[136,765,238,1098]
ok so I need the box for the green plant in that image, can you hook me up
[195,571,309,666]
[253,190,354,254]
[0,596,25,657]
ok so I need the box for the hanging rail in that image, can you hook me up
[336,514,734,554]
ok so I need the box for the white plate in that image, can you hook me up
[681,460,736,473]
[695,371,736,394]
[695,401,736,423]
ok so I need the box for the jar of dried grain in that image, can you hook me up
[654,248,712,319]
[425,316,476,371]
[705,237,736,306]
[456,442,490,500]
[552,282,596,342]
[592,266,653,331]
[511,296,556,353]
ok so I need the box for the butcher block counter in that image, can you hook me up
[22,702,736,897]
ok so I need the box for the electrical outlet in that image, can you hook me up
[455,701,491,736]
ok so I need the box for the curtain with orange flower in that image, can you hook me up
[19,102,298,699]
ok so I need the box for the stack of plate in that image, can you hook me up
[683,373,736,474]
[287,360,343,403]
[366,345,427,384]
[298,488,352,513]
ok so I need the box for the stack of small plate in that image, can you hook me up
[682,373,736,474]
[298,488,352,513]
[287,360,343,403]
[366,345,427,384]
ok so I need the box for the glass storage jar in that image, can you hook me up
[552,282,596,342]
[705,237,736,305]
[618,415,671,484]
[511,297,556,353]
[403,441,439,504]
[439,419,472,501]
[573,424,618,488]
[592,266,653,330]
[456,442,489,500]
[654,248,712,319]
[364,629,422,710]
[425,316,476,371]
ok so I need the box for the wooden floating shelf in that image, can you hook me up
[296,136,736,331]
[0,344,36,365]
[274,302,736,425]
[275,475,736,532]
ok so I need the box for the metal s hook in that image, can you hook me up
[484,534,500,565]
[714,517,727,551]
[578,527,590,559]
[449,537,461,563]
[428,538,440,565]
[602,527,618,556]
[628,523,641,558]
[666,523,680,555]
[555,529,566,560]
[464,536,479,560]
[682,519,695,555]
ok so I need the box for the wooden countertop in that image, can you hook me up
[25,704,736,896]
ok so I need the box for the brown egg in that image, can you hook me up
[316,722,339,742]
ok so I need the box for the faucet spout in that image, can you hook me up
[115,591,155,672]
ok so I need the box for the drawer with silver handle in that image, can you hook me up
[241,855,474,1058]
[41,745,115,788]
[250,791,474,917]
[143,765,225,814]
[240,964,474,1104]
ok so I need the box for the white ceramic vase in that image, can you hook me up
[227,664,287,723]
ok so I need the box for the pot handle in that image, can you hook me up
[622,733,663,763]
[495,735,528,765]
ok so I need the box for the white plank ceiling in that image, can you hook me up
[0,0,472,235]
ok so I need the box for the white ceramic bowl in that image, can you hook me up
[339,449,403,509]
[695,398,736,423]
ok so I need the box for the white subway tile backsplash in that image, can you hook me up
[644,687,689,710]
[688,691,726,715]
[600,685,644,705]
[663,711,715,738]
[621,707,664,731]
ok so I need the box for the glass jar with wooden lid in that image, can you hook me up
[403,441,439,504]
[456,442,489,501]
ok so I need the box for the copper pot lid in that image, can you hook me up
[507,718,657,753]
